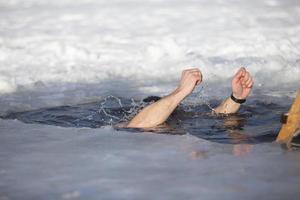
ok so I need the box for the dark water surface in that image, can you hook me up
[3,96,291,144]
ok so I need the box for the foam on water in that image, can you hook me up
[0,0,300,114]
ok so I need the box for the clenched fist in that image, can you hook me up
[177,68,202,97]
[232,67,254,100]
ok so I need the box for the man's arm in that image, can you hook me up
[127,69,202,128]
[214,67,254,114]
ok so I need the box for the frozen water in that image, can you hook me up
[1,119,300,200]
[1,0,300,199]
[0,0,300,113]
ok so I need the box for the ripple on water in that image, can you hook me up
[2,95,291,144]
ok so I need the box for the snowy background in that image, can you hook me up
[0,0,300,114]
[1,0,300,199]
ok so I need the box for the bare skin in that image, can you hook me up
[214,67,254,114]
[127,67,254,128]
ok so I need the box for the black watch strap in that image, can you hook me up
[230,93,246,104]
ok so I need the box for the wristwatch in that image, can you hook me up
[230,93,246,104]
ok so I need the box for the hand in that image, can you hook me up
[231,67,254,99]
[177,68,202,97]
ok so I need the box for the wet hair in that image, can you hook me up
[142,96,161,103]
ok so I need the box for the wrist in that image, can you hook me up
[230,93,246,104]
[173,87,189,101]
[232,92,244,99]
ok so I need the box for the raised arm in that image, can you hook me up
[214,67,254,114]
[127,68,202,128]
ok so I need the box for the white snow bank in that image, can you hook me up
[0,118,300,200]
[0,0,299,113]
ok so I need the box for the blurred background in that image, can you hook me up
[0,0,299,114]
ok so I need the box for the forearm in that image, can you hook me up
[216,67,253,114]
[127,89,186,128]
[214,97,241,114]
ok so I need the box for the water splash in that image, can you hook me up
[194,71,219,113]
[97,95,147,125]
[97,71,219,125]
[196,83,216,113]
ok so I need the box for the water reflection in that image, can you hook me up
[188,116,253,159]
[189,143,253,159]
[232,144,253,156]
[224,115,250,143]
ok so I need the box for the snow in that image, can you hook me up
[1,119,300,200]
[1,0,300,199]
[0,0,300,113]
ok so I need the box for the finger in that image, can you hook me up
[188,69,201,74]
[199,71,203,81]
[198,72,203,85]
[191,71,201,76]
[236,67,246,76]
[192,73,201,79]
[193,74,202,85]
[182,68,199,76]
[185,68,200,72]
[196,79,203,85]
[192,73,201,81]
[241,72,250,86]
[246,80,254,88]
[245,76,252,86]
[189,72,202,81]
[192,71,202,79]
[196,76,202,85]
[233,67,245,83]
